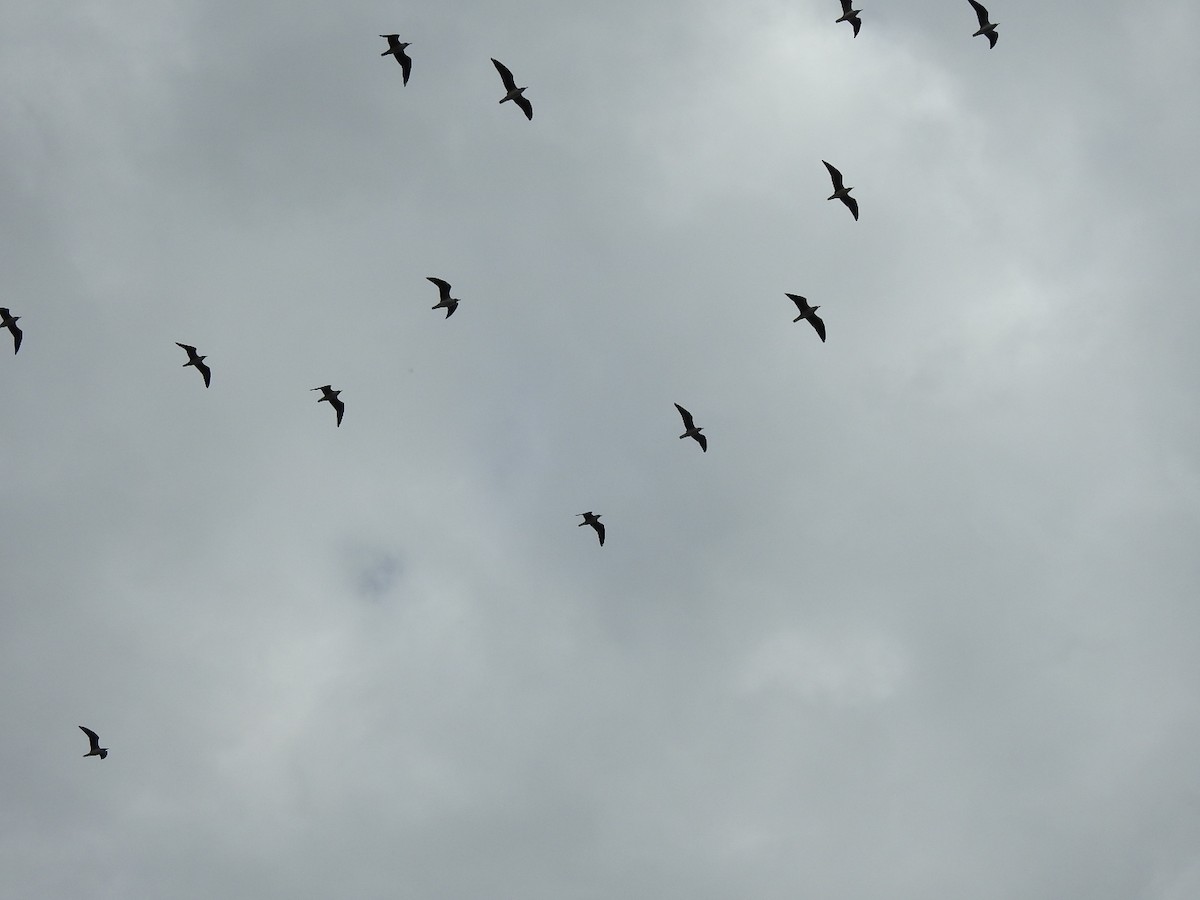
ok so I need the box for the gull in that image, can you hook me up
[674,403,707,453]
[822,160,858,221]
[785,294,826,342]
[578,512,605,546]
[79,725,108,759]
[312,385,344,427]
[175,342,211,387]
[835,0,862,37]
[426,277,461,318]
[0,307,22,354]
[380,34,412,84]
[967,0,999,48]
[491,58,533,121]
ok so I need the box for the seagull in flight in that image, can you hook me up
[312,385,345,427]
[175,342,211,387]
[822,160,858,221]
[79,725,108,759]
[785,294,826,342]
[967,0,999,48]
[0,307,22,354]
[835,0,862,37]
[426,277,460,318]
[674,403,707,453]
[491,58,533,120]
[578,512,605,546]
[380,34,412,84]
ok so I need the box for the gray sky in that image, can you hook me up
[2,1,1199,897]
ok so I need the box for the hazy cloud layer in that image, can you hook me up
[2,1,1198,898]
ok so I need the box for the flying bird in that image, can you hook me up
[0,307,22,354]
[491,58,533,121]
[674,403,707,453]
[785,294,826,343]
[578,512,605,546]
[835,0,862,37]
[79,725,108,759]
[380,34,412,84]
[967,0,999,48]
[426,277,461,318]
[312,385,345,427]
[175,342,211,387]
[822,160,859,221]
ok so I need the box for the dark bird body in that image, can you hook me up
[79,725,108,759]
[674,403,707,452]
[786,294,826,342]
[0,307,22,354]
[426,277,461,318]
[967,0,999,48]
[836,0,862,37]
[822,160,859,220]
[578,512,605,546]
[491,58,533,120]
[175,342,211,387]
[380,34,412,84]
[312,385,344,427]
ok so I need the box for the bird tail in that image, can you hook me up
[381,49,392,56]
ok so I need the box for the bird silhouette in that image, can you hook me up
[674,403,707,452]
[491,58,533,120]
[785,294,826,342]
[835,0,862,37]
[967,0,999,48]
[380,34,412,84]
[175,342,211,387]
[822,160,859,220]
[1,307,22,354]
[578,512,605,546]
[312,385,344,427]
[79,725,108,759]
[426,277,461,318]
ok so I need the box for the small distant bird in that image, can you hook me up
[312,385,344,427]
[0,307,22,354]
[79,725,108,760]
[380,34,412,84]
[967,0,998,48]
[426,277,460,318]
[491,58,533,121]
[175,342,211,387]
[786,294,826,343]
[674,403,707,453]
[822,160,859,221]
[835,0,862,37]
[578,512,605,546]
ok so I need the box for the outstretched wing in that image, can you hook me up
[491,58,517,92]
[674,403,695,430]
[196,360,212,387]
[398,50,411,85]
[849,16,861,37]
[331,398,345,427]
[79,725,101,753]
[10,322,22,353]
[967,0,990,29]
[841,193,860,221]
[809,313,827,343]
[985,29,998,48]
[822,159,845,191]
[595,521,605,546]
[426,277,452,299]
[695,433,708,453]
[839,0,853,14]
[785,293,809,314]
[513,94,534,121]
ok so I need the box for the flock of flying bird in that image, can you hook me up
[0,3,1002,761]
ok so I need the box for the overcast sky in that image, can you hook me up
[2,1,1199,898]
